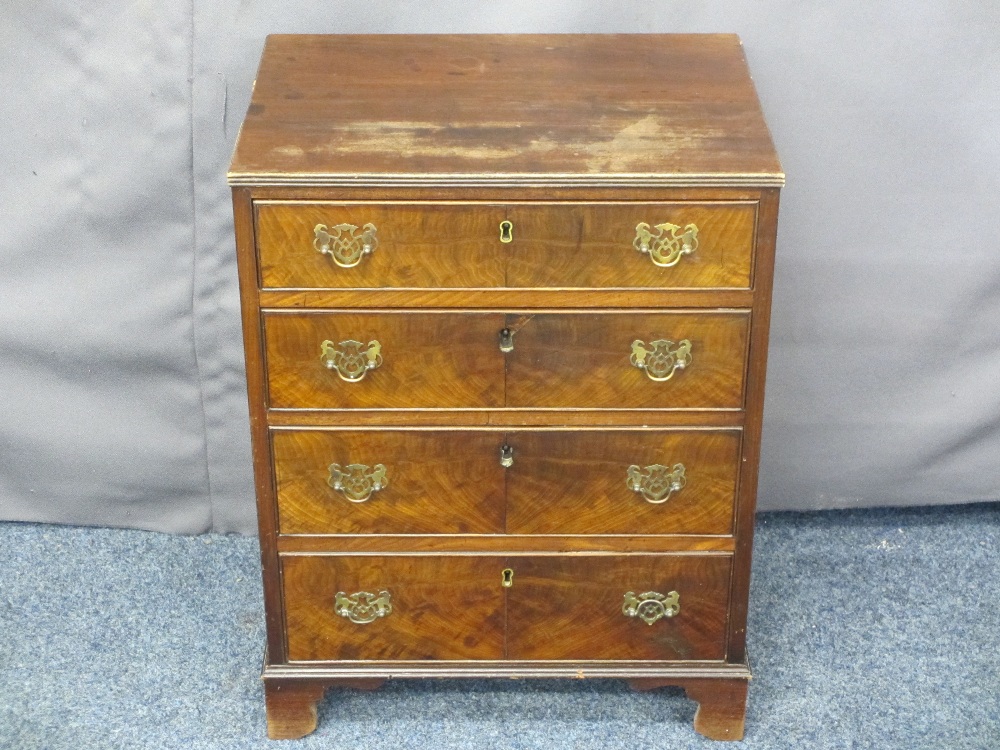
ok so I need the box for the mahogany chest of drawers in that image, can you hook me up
[229,33,782,741]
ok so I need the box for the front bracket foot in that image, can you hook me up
[628,676,749,741]
[263,678,387,739]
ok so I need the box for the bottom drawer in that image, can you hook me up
[281,554,731,662]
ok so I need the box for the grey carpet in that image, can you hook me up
[1,504,998,749]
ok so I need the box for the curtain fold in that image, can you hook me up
[0,3,997,533]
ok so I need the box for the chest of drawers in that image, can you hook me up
[229,33,782,741]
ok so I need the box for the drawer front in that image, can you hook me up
[283,555,505,661]
[506,555,731,661]
[273,430,506,534]
[255,201,754,291]
[264,312,506,409]
[505,312,749,409]
[505,430,740,535]
[256,202,506,289]
[507,203,756,289]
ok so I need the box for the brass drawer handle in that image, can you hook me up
[335,590,392,624]
[627,463,686,504]
[633,222,698,267]
[320,339,382,382]
[630,339,692,382]
[314,222,378,268]
[328,462,388,503]
[622,590,680,625]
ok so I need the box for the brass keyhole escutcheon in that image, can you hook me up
[500,444,514,468]
[499,328,514,353]
[499,220,513,243]
[501,568,514,587]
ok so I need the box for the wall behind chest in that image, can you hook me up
[2,2,998,532]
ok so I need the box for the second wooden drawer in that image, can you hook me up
[263,311,750,409]
[273,429,741,535]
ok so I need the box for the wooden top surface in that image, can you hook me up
[228,34,782,187]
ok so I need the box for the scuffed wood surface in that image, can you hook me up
[230,34,782,184]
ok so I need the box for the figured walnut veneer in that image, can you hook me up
[273,429,506,535]
[264,311,749,410]
[274,428,740,536]
[256,201,756,290]
[505,202,756,289]
[257,202,507,289]
[283,555,506,662]
[504,429,741,535]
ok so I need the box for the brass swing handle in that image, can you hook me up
[627,463,686,504]
[633,222,698,267]
[622,590,680,625]
[630,339,692,382]
[314,223,378,268]
[328,462,388,503]
[335,590,392,624]
[320,339,382,382]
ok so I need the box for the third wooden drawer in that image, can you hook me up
[273,428,741,536]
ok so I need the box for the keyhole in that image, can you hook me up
[500,444,514,468]
[499,220,513,243]
[499,328,514,353]
[501,568,514,588]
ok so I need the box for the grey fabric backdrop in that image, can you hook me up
[2,3,998,534]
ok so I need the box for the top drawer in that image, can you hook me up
[255,202,756,290]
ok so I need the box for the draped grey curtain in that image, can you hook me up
[1,2,998,533]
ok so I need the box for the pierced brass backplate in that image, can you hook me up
[626,463,686,504]
[630,339,692,382]
[335,590,392,624]
[622,590,680,625]
[314,222,378,268]
[633,222,698,267]
[328,463,388,503]
[320,339,382,382]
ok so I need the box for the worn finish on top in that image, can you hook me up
[228,34,783,186]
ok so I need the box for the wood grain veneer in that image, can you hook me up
[264,312,505,409]
[256,200,755,290]
[506,555,732,661]
[505,429,741,535]
[274,428,740,536]
[283,555,506,661]
[506,202,756,289]
[282,553,731,663]
[273,429,505,535]
[504,312,749,409]
[265,310,750,410]
[256,202,506,289]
